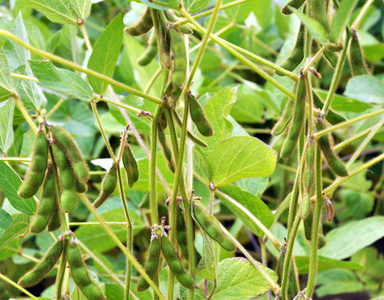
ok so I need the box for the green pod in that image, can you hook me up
[124,7,153,36]
[50,125,89,183]
[52,143,78,213]
[18,238,64,287]
[158,126,175,173]
[303,210,313,241]
[18,129,48,198]
[281,0,305,14]
[47,196,61,232]
[271,99,294,136]
[316,119,348,177]
[193,202,236,252]
[153,10,172,70]
[165,82,182,107]
[30,166,56,234]
[67,238,106,300]
[189,94,214,137]
[349,30,368,77]
[161,233,195,289]
[122,142,139,188]
[136,235,161,292]
[170,28,187,87]
[304,144,315,193]
[93,165,117,208]
[76,181,87,193]
[311,0,331,34]
[323,49,338,68]
[300,194,311,219]
[313,91,346,125]
[164,10,193,34]
[318,234,327,249]
[277,22,304,75]
[138,32,158,66]
[280,76,307,159]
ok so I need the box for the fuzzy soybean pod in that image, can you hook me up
[93,165,117,208]
[30,166,55,234]
[300,194,311,219]
[124,7,153,36]
[316,118,348,177]
[312,91,346,125]
[271,99,294,136]
[161,233,195,289]
[153,10,172,70]
[136,234,161,292]
[276,22,304,75]
[281,0,305,14]
[138,32,158,66]
[18,238,64,287]
[50,125,90,183]
[164,10,193,34]
[189,93,214,137]
[349,29,368,77]
[304,144,315,193]
[280,76,307,159]
[176,208,189,260]
[52,143,79,213]
[76,181,88,193]
[67,238,106,300]
[170,28,187,87]
[47,196,61,232]
[193,202,236,252]
[18,129,48,198]
[122,141,139,187]
[158,124,176,173]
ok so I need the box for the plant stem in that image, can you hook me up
[352,0,375,30]
[334,125,375,151]
[101,96,147,116]
[0,157,30,162]
[144,67,162,94]
[0,29,165,107]
[10,73,39,82]
[45,98,65,119]
[13,96,38,133]
[69,221,126,226]
[302,46,326,75]
[79,23,93,52]
[0,273,38,300]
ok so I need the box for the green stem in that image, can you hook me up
[78,193,166,300]
[101,97,147,116]
[56,237,69,300]
[14,96,38,133]
[334,125,375,151]
[0,29,165,107]
[10,72,39,82]
[144,67,162,94]
[302,46,326,75]
[46,98,65,119]
[69,221,126,226]
[352,0,375,29]
[0,157,30,162]
[0,273,38,300]
[79,23,93,52]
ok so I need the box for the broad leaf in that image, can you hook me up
[316,269,364,297]
[0,239,21,260]
[319,216,384,260]
[70,0,92,21]
[0,99,15,154]
[207,136,277,187]
[0,50,13,102]
[28,0,78,25]
[295,256,365,274]
[290,7,329,46]
[0,162,36,215]
[344,75,384,105]
[29,60,93,102]
[330,0,359,42]
[183,0,209,14]
[140,0,173,10]
[87,13,124,95]
[0,213,29,248]
[211,258,277,299]
[0,209,13,238]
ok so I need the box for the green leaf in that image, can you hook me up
[316,269,364,297]
[29,60,93,102]
[0,99,15,154]
[290,7,329,46]
[140,0,172,10]
[218,185,273,237]
[0,213,29,248]
[87,13,124,95]
[230,84,264,123]
[211,258,277,299]
[344,75,384,105]
[27,0,78,25]
[330,0,359,42]
[203,87,238,149]
[0,50,13,102]
[0,208,13,238]
[319,216,384,260]
[207,136,277,187]
[70,0,92,20]
[0,239,21,260]
[236,177,269,198]
[295,256,365,274]
[0,162,36,215]
[183,0,209,14]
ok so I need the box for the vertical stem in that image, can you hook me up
[13,96,38,133]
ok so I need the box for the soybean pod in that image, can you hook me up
[281,0,305,15]
[50,125,89,183]
[280,74,307,159]
[136,234,161,292]
[138,32,158,66]
[271,98,295,136]
[18,238,64,287]
[93,165,117,208]
[349,28,368,77]
[313,91,346,125]
[124,7,153,36]
[170,28,187,87]
[158,125,176,173]
[300,193,311,219]
[164,10,193,34]
[30,165,56,234]
[153,10,172,70]
[67,238,106,300]
[122,141,139,187]
[161,232,196,289]
[18,128,48,198]
[304,142,315,194]
[193,202,236,252]
[316,114,348,177]
[47,196,61,232]
[189,93,214,137]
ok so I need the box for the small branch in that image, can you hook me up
[0,273,39,300]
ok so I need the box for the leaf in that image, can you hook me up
[207,136,277,187]
[70,0,92,20]
[203,87,238,148]
[218,185,273,237]
[290,7,329,46]
[0,99,15,154]
[295,256,365,274]
[230,84,264,123]
[330,0,359,42]
[0,213,29,248]
[319,216,384,260]
[236,177,269,198]
[87,13,124,95]
[344,75,384,105]
[183,0,209,14]
[27,0,78,25]
[0,50,13,102]
[29,60,93,102]
[140,0,174,10]
[0,208,13,238]
[0,162,36,215]
[0,239,22,260]
[211,258,278,299]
